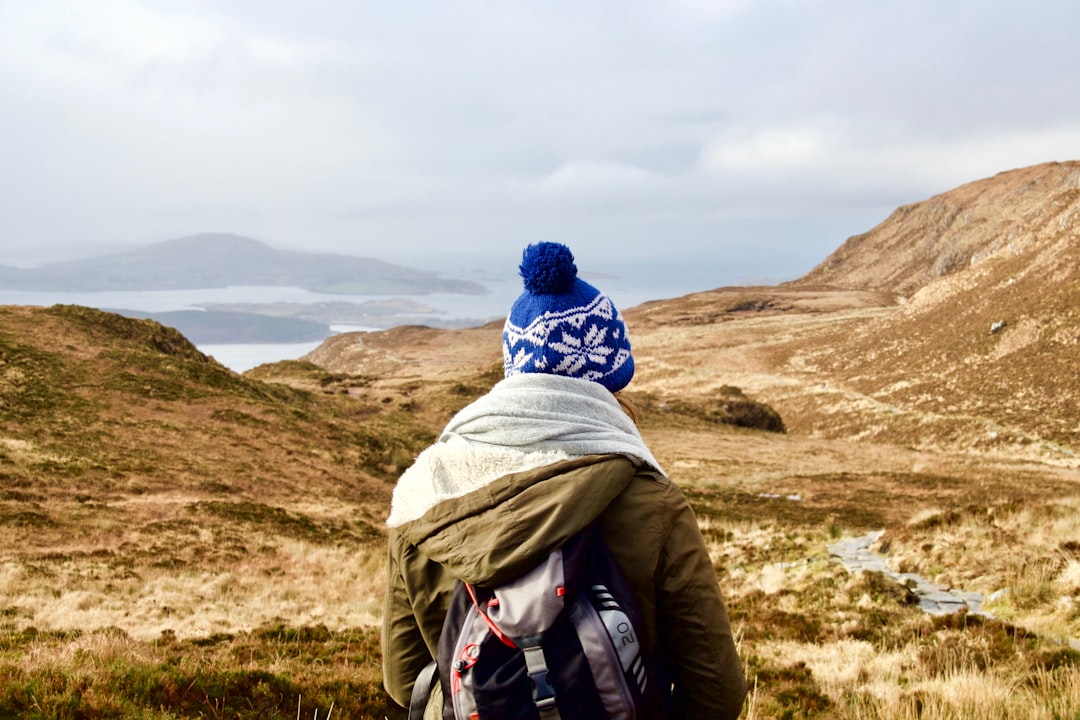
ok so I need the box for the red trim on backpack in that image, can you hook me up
[465,583,517,649]
[451,642,481,695]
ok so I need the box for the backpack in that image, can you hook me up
[409,523,658,720]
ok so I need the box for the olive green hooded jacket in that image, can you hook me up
[381,375,747,719]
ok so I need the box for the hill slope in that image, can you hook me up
[297,161,1079,463]
[305,158,1080,460]
[786,161,1080,451]
[0,304,444,638]
[797,161,1080,297]
[3,162,1080,717]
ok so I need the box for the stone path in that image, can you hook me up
[827,531,986,616]
[828,532,1080,651]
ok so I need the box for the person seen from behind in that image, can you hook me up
[381,242,748,719]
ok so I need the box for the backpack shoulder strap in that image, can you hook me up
[408,660,439,720]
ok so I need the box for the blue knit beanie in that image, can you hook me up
[502,242,634,393]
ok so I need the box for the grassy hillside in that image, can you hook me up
[621,162,1080,465]
[790,161,1080,452]
[3,161,1080,718]
[0,304,457,718]
[2,294,1080,718]
[797,161,1080,297]
[290,162,1080,719]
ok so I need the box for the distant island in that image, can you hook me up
[0,233,486,296]
[109,308,334,344]
[0,233,494,343]
[106,298,500,345]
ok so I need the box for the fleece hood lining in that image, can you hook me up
[387,374,661,528]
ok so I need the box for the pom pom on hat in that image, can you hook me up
[503,242,634,393]
[519,242,578,294]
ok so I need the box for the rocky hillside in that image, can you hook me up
[797,161,1080,297]
[299,160,1078,464]
[2,164,1079,719]
[785,161,1080,452]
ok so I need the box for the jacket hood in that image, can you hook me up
[386,374,661,585]
[394,453,639,586]
[387,374,661,529]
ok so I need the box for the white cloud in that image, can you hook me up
[0,0,345,134]
[0,0,219,87]
[701,126,832,171]
[697,121,1080,209]
[868,127,1080,191]
[667,0,755,21]
[540,161,658,192]
[1,0,1079,276]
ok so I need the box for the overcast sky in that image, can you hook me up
[2,0,1078,287]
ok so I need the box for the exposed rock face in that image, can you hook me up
[797,161,1080,298]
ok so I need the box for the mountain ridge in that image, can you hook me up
[795,160,1080,296]
[0,232,486,296]
[783,160,1080,450]
[301,160,1080,461]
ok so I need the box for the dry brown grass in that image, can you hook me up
[0,540,386,642]
[288,255,1079,717]
[3,161,1080,716]
[644,405,1080,716]
[5,306,1078,718]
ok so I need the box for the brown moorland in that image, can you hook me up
[1,160,1078,718]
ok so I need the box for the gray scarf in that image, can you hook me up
[387,374,662,527]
